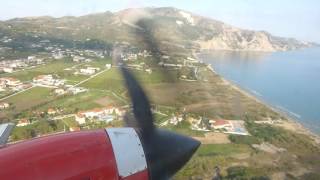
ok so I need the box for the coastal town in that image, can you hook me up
[0,35,260,141]
[0,35,312,151]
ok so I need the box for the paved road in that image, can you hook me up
[52,114,75,120]
[0,85,35,101]
[73,68,110,87]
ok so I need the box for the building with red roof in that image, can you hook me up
[210,119,232,130]
[17,118,31,127]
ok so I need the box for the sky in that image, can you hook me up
[0,0,319,43]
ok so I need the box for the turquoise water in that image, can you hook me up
[199,47,320,134]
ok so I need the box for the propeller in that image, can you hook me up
[120,66,200,179]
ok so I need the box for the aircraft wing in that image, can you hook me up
[0,123,14,145]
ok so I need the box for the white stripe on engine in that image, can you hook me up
[106,128,147,177]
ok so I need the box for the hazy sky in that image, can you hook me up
[0,0,319,42]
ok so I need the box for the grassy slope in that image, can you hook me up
[174,121,320,179]
[174,144,255,179]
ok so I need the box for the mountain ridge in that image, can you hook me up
[0,7,315,52]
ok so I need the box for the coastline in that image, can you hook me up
[217,72,320,145]
[194,52,320,145]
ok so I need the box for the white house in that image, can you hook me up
[127,53,138,60]
[169,115,183,125]
[9,63,18,68]
[33,75,64,86]
[80,67,100,75]
[27,56,36,60]
[33,75,53,83]
[67,87,87,95]
[3,67,13,73]
[105,64,112,69]
[80,68,95,75]
[75,113,86,124]
[78,108,106,119]
[77,107,124,122]
[145,68,152,74]
[73,56,85,62]
[54,88,66,95]
[0,102,10,110]
[3,78,21,86]
[161,55,170,60]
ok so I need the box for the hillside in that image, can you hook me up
[0,7,313,53]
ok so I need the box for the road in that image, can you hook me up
[52,114,75,120]
[0,85,35,101]
[0,68,110,102]
[73,68,110,87]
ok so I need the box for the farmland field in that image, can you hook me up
[4,86,53,111]
[81,68,125,93]
[0,58,113,84]
[32,90,111,113]
[0,60,77,81]
[174,143,255,179]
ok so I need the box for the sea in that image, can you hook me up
[198,47,320,134]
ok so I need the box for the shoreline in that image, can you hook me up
[218,72,320,145]
[194,52,320,144]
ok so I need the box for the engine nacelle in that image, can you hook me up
[0,128,149,180]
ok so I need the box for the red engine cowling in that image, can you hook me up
[0,128,149,180]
